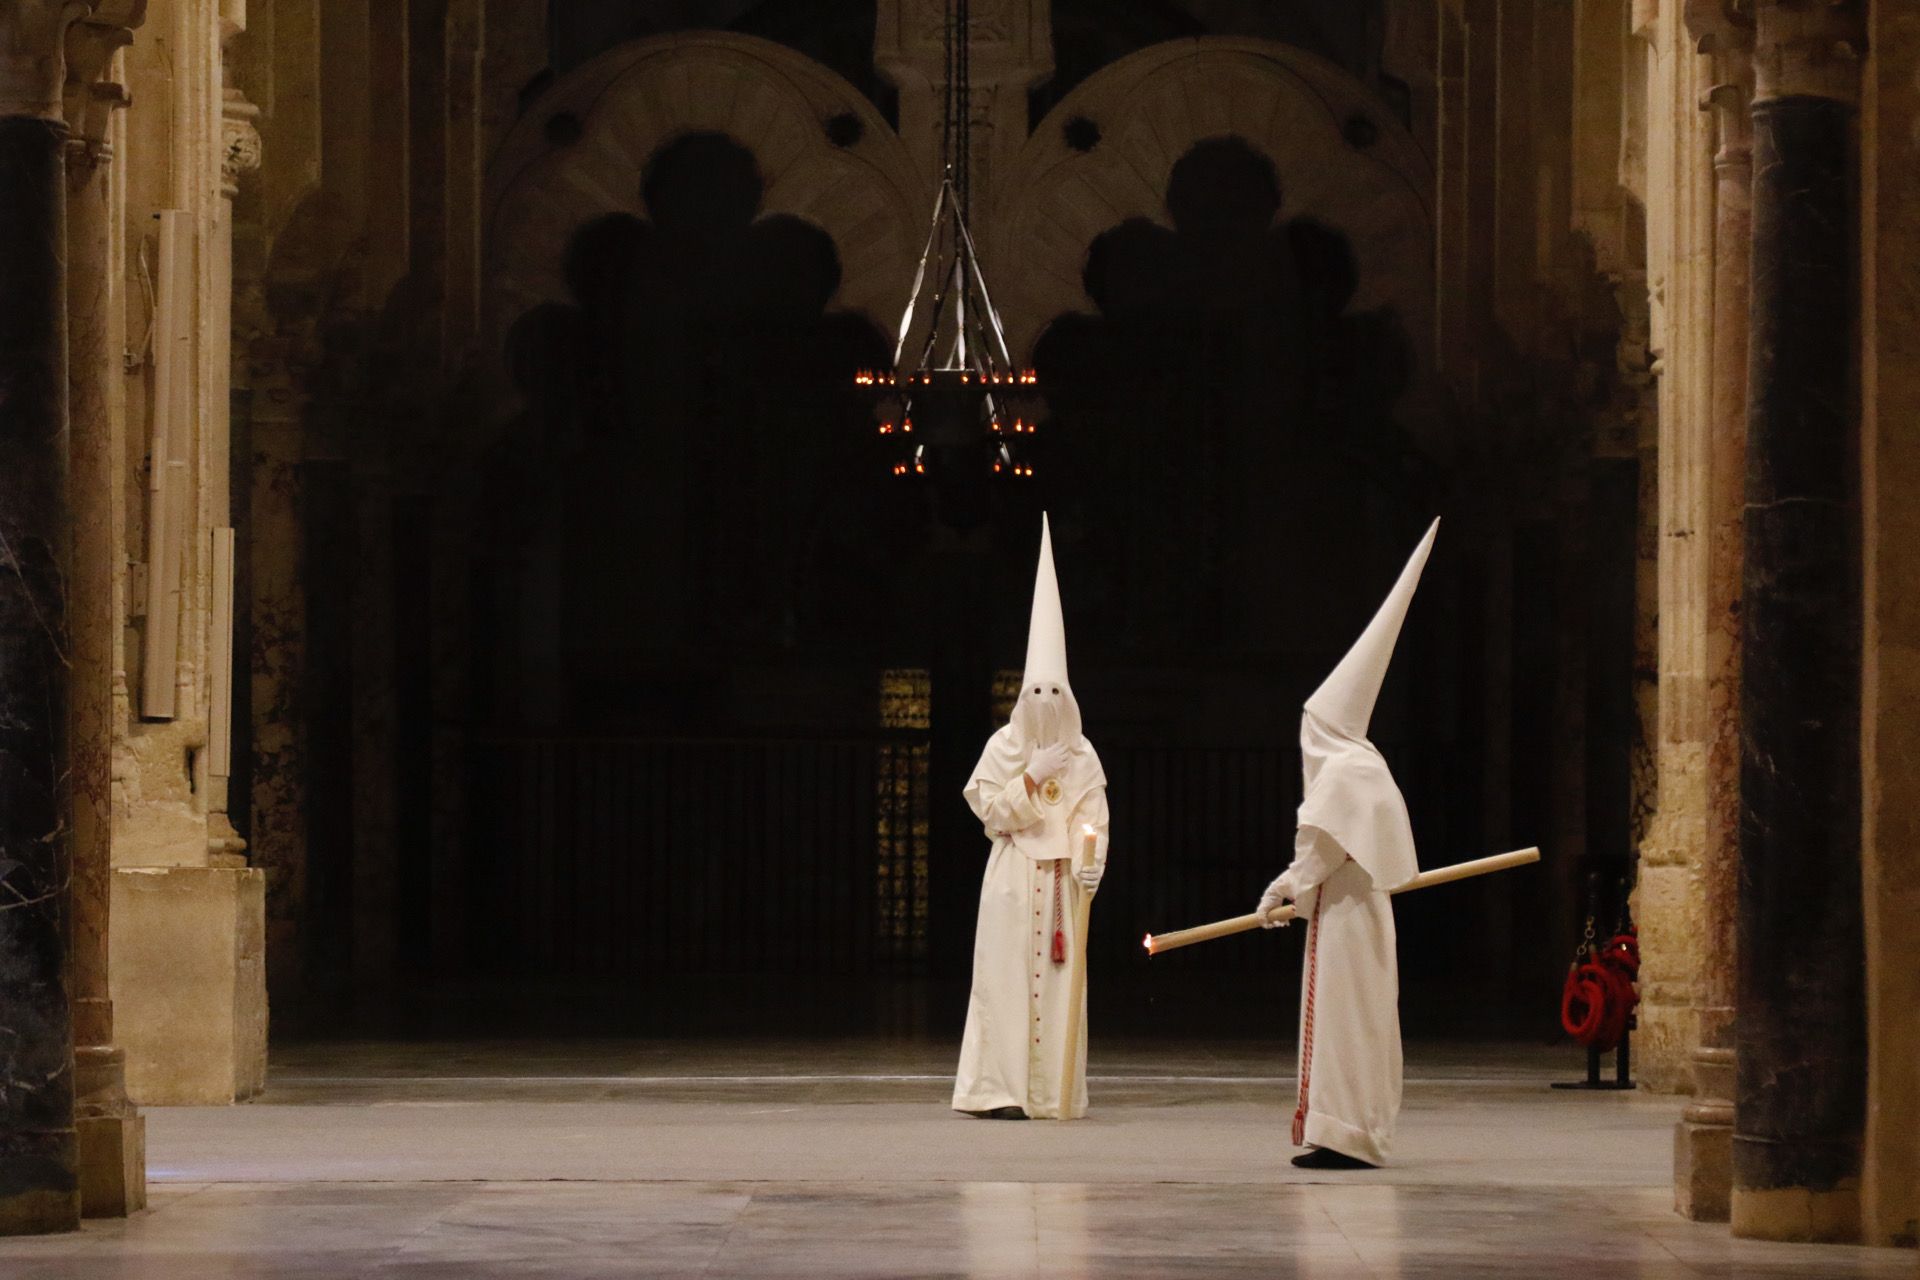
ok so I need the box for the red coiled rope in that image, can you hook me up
[1560,929,1639,1050]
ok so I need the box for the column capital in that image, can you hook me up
[61,6,142,165]
[1,1,91,121]
[1686,0,1755,56]
[220,85,260,198]
[1751,0,1863,107]
[1687,1,1756,168]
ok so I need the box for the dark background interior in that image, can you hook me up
[257,0,1642,1052]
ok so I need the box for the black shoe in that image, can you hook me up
[1291,1147,1377,1170]
[964,1106,1029,1120]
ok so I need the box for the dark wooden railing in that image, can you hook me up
[467,735,927,976]
[464,734,1448,980]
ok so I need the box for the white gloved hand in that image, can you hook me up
[1076,860,1105,892]
[1026,742,1071,785]
[1257,875,1295,927]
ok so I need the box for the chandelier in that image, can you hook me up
[857,0,1045,482]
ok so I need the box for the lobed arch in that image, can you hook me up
[486,31,929,352]
[992,37,1436,397]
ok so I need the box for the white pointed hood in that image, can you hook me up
[1011,513,1080,746]
[969,513,1107,861]
[1304,518,1438,736]
[1296,519,1438,891]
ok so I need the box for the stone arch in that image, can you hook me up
[486,32,927,350]
[992,38,1435,393]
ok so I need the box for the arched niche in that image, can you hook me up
[991,37,1436,429]
[486,32,928,352]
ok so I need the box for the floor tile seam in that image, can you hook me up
[1027,1179,1043,1265]
[139,1176,1652,1192]
[1299,1183,1391,1276]
[372,1181,490,1262]
[143,1181,223,1214]
[679,1189,750,1279]
[260,1074,1563,1087]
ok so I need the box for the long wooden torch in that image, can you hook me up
[1143,846,1540,956]
[1056,825,1099,1119]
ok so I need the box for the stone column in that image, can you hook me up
[0,0,88,1238]
[62,2,146,1220]
[1627,0,1718,1097]
[1673,0,1751,1224]
[211,62,262,868]
[1732,0,1866,1244]
[105,0,267,1110]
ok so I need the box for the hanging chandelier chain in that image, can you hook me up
[863,0,1040,482]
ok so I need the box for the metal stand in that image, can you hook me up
[1553,870,1637,1090]
[1552,1018,1636,1090]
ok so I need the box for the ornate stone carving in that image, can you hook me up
[1751,0,1863,106]
[221,85,261,197]
[1688,0,1757,154]
[916,0,1010,46]
[1,0,94,121]
[61,6,141,166]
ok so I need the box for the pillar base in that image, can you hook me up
[74,1041,145,1217]
[1731,1184,1861,1243]
[0,1189,80,1238]
[76,1112,146,1218]
[1675,1045,1735,1221]
[110,866,268,1105]
[1675,1103,1733,1221]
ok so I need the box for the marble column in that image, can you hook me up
[0,0,87,1239]
[1732,0,1866,1244]
[62,5,145,1219]
[1674,0,1751,1224]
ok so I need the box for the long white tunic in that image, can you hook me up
[952,760,1110,1120]
[1283,824,1402,1164]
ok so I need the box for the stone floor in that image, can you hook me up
[4,1038,1911,1277]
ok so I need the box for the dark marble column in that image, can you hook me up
[0,109,80,1236]
[1733,0,1866,1244]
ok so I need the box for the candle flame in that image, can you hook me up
[1143,933,1155,953]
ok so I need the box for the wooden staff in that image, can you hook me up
[1056,825,1099,1119]
[1144,846,1541,956]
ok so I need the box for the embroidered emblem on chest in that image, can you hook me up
[1041,777,1064,806]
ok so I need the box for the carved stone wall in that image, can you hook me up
[992,38,1434,394]
[488,32,928,361]
[106,0,266,1107]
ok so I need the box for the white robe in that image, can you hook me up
[952,735,1110,1120]
[1281,823,1402,1165]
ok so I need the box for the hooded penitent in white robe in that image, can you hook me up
[1261,519,1436,1165]
[953,515,1110,1120]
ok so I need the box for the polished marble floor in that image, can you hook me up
[3,1039,1911,1277]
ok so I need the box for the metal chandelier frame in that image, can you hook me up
[858,0,1043,479]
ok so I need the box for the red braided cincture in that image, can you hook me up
[1292,891,1326,1146]
[1051,859,1067,965]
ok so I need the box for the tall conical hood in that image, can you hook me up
[1303,519,1439,736]
[1022,513,1069,687]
